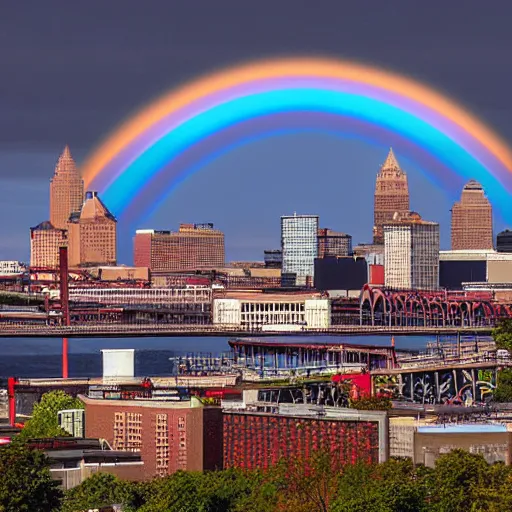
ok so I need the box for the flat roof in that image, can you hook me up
[229,337,394,351]
[417,424,507,434]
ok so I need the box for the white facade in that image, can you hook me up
[213,298,242,325]
[213,297,331,329]
[68,286,212,305]
[0,261,25,274]
[385,225,412,288]
[384,221,439,290]
[281,214,319,286]
[304,299,331,328]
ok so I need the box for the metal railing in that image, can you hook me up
[0,322,495,337]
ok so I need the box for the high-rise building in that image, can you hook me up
[451,180,493,250]
[30,221,68,268]
[49,146,84,230]
[497,230,512,253]
[317,229,352,258]
[69,191,117,266]
[281,214,319,286]
[133,224,225,272]
[384,212,439,290]
[373,148,410,245]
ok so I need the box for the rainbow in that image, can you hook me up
[82,57,512,225]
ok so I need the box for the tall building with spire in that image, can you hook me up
[373,148,410,245]
[49,146,84,230]
[451,180,493,250]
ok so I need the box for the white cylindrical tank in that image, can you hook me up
[101,349,135,378]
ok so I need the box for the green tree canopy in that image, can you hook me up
[430,449,512,512]
[61,472,135,512]
[0,442,62,512]
[492,318,512,351]
[18,389,84,440]
[332,458,430,512]
[136,469,275,512]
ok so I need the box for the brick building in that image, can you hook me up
[373,148,410,245]
[68,191,117,267]
[134,223,224,272]
[30,221,68,268]
[223,406,388,470]
[451,180,493,250]
[82,396,223,480]
[317,229,352,258]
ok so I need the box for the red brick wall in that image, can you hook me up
[223,413,379,470]
[133,233,152,268]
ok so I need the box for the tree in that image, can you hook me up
[429,449,509,512]
[332,458,430,512]
[271,450,342,512]
[0,442,63,512]
[61,472,135,512]
[18,390,84,440]
[137,469,275,512]
[492,318,512,351]
[349,395,392,410]
[494,368,512,402]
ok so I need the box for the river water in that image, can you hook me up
[0,335,441,379]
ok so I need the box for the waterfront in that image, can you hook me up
[0,334,453,379]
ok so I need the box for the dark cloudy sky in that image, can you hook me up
[1,1,511,263]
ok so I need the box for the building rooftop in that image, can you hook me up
[463,179,484,191]
[381,147,401,171]
[384,211,438,226]
[80,191,116,222]
[30,220,64,232]
[54,145,78,174]
[418,424,507,434]
[220,290,322,301]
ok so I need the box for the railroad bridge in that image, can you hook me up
[360,285,512,328]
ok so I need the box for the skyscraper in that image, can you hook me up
[133,223,225,272]
[373,148,410,245]
[451,180,493,250]
[49,146,84,230]
[69,191,117,266]
[281,214,319,286]
[384,212,439,290]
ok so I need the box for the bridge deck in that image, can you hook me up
[0,324,494,338]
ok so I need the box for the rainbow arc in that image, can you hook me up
[81,57,512,224]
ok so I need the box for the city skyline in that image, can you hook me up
[2,2,512,262]
[21,145,509,267]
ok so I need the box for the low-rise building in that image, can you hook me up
[223,404,388,470]
[82,395,223,480]
[213,291,330,329]
[28,437,143,490]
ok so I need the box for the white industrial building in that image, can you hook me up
[213,292,330,329]
[67,286,212,305]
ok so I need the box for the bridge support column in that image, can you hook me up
[62,337,69,379]
[59,246,70,379]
